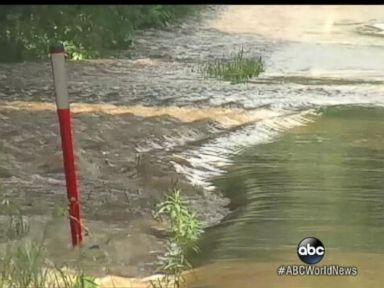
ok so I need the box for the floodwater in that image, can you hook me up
[190,106,384,288]
[182,5,384,288]
[1,5,384,285]
[172,5,384,190]
[210,5,384,81]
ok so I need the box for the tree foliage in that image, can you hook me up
[0,5,199,62]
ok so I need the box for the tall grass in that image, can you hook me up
[0,239,97,288]
[0,240,47,288]
[151,188,204,288]
[199,47,265,84]
[0,199,97,288]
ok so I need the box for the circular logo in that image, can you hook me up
[297,237,325,265]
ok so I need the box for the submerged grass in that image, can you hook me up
[199,47,265,84]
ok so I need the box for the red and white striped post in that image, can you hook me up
[49,43,83,247]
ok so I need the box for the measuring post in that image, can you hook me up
[49,43,83,247]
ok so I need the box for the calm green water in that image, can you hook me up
[192,106,384,287]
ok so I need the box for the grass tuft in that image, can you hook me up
[0,198,97,288]
[199,46,265,84]
[0,239,97,288]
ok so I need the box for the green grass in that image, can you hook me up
[199,47,265,84]
[152,187,204,288]
[0,239,97,288]
[0,199,97,288]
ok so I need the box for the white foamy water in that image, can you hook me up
[172,110,318,191]
[172,84,384,191]
[170,6,384,191]
[371,23,384,33]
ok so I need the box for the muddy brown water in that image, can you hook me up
[1,5,384,285]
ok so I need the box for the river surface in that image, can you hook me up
[183,5,384,288]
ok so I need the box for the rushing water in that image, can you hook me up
[1,5,384,284]
[180,6,384,288]
[172,6,384,192]
[190,106,384,287]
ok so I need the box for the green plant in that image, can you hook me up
[199,46,265,84]
[0,240,48,288]
[0,5,202,62]
[0,239,97,288]
[152,188,204,288]
[0,199,97,288]
[74,275,97,288]
[53,267,97,288]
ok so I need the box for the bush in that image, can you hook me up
[0,5,200,62]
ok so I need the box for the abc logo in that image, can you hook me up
[297,237,325,265]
